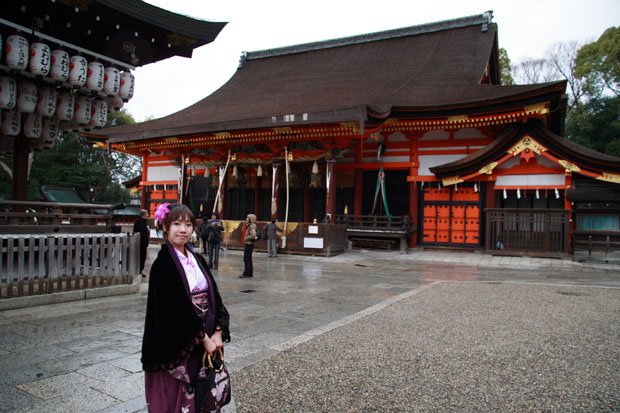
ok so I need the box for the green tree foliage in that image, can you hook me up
[575,27,620,98]
[27,132,131,203]
[498,47,514,85]
[566,95,620,157]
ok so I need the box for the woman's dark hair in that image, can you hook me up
[156,204,196,236]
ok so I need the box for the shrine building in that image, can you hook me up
[89,12,620,258]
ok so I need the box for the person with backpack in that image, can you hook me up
[199,215,211,256]
[208,212,224,269]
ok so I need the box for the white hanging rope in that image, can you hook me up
[212,151,231,214]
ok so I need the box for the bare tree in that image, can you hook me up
[547,41,586,109]
[512,40,586,110]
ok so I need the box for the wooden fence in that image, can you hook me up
[334,215,413,252]
[0,233,140,298]
[0,200,114,234]
[485,209,570,256]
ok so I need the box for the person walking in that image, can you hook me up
[142,203,231,412]
[239,213,257,278]
[199,215,211,256]
[208,212,224,269]
[264,218,283,258]
[133,209,150,277]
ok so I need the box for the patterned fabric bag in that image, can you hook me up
[195,349,232,413]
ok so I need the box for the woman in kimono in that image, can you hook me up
[141,203,230,412]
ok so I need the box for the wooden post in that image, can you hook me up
[12,133,29,203]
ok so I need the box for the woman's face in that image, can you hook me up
[165,215,194,251]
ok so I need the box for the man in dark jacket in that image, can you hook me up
[133,209,150,277]
[208,212,224,269]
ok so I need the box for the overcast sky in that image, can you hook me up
[124,0,620,122]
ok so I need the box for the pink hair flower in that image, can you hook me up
[154,203,170,222]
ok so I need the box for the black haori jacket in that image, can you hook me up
[141,243,230,372]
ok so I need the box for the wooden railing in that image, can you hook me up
[334,215,413,252]
[0,233,140,298]
[572,231,620,262]
[485,209,570,256]
[0,200,113,234]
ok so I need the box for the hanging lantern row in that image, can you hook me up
[0,80,110,135]
[2,34,135,100]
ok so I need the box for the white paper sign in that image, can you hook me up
[303,237,324,249]
[308,225,319,234]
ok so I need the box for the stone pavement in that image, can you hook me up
[0,247,618,412]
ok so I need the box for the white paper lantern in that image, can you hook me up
[29,42,51,76]
[2,110,21,136]
[68,55,88,86]
[41,116,60,141]
[107,95,123,111]
[6,35,29,70]
[103,67,120,96]
[0,77,17,110]
[23,112,43,138]
[37,87,57,117]
[50,49,70,81]
[88,99,107,128]
[56,92,74,121]
[74,96,92,124]
[119,72,135,100]
[86,61,104,91]
[17,81,37,113]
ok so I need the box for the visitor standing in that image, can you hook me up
[142,203,231,412]
[264,218,283,258]
[208,212,224,269]
[239,214,257,278]
[133,209,150,277]
[199,215,210,256]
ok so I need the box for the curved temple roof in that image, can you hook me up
[94,12,566,144]
[430,119,620,184]
[2,0,227,67]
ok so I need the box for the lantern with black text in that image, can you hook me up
[0,77,17,109]
[17,81,37,113]
[74,96,92,125]
[69,55,87,87]
[86,61,104,92]
[56,92,74,121]
[88,99,108,128]
[24,112,43,139]
[103,67,120,96]
[29,42,51,76]
[2,110,21,136]
[119,72,135,100]
[6,35,29,70]
[37,87,57,117]
[50,49,70,81]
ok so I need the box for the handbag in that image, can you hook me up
[194,349,232,413]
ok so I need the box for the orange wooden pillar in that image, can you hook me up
[408,179,418,247]
[140,154,148,209]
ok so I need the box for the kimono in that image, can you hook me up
[141,243,230,412]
